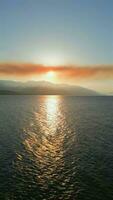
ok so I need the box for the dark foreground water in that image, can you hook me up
[0,96,113,200]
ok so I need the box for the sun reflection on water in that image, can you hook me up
[23,96,65,187]
[46,96,59,134]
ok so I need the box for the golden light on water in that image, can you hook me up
[23,96,65,184]
[34,96,61,136]
[46,96,59,131]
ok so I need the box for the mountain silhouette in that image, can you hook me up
[0,80,101,95]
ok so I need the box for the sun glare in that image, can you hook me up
[33,53,65,66]
[45,71,56,82]
[42,56,61,66]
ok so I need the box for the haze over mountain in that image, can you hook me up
[0,80,102,96]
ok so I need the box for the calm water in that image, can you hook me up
[0,96,113,200]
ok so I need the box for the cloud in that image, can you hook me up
[0,62,113,80]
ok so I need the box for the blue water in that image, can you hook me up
[0,96,113,200]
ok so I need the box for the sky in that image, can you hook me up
[0,0,113,93]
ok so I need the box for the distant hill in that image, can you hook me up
[0,80,101,96]
[0,90,18,95]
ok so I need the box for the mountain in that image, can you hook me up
[0,80,101,95]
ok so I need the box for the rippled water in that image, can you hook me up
[0,96,113,200]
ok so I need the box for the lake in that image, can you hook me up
[0,96,113,200]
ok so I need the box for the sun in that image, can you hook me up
[31,71,57,83]
[45,71,56,82]
[46,71,54,78]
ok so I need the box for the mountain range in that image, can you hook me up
[0,80,101,95]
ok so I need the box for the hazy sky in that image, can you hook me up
[0,0,113,65]
[0,0,113,94]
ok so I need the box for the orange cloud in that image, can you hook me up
[0,63,113,80]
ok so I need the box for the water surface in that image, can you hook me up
[0,96,113,200]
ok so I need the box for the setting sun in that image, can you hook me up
[45,71,56,82]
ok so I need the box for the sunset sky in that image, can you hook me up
[0,0,113,93]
